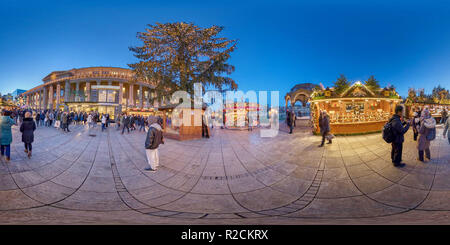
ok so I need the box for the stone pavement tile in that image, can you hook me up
[52,190,129,211]
[322,167,350,181]
[377,166,409,182]
[352,173,393,194]
[368,184,429,209]
[233,187,297,211]
[142,168,176,183]
[0,173,18,191]
[342,156,364,166]
[290,167,318,181]
[364,158,391,171]
[51,164,91,189]
[227,175,265,193]
[22,181,74,204]
[79,175,116,193]
[346,163,373,179]
[317,179,362,198]
[416,190,450,210]
[130,185,185,206]
[0,189,42,210]
[398,171,434,190]
[158,193,248,214]
[33,161,71,179]
[202,164,226,177]
[11,170,48,188]
[270,176,311,196]
[190,178,230,195]
[161,172,195,190]
[324,157,344,169]
[431,172,450,190]
[286,195,405,218]
[121,173,158,190]
[254,168,287,186]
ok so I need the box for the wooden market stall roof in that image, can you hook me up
[310,81,401,100]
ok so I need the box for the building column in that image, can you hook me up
[56,83,61,108]
[64,81,70,102]
[86,82,91,102]
[119,82,123,105]
[146,87,150,108]
[129,83,134,108]
[75,82,80,102]
[48,85,54,110]
[43,86,48,110]
[139,84,143,109]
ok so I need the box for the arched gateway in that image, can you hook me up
[285,83,320,108]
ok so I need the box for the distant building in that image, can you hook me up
[11,89,26,100]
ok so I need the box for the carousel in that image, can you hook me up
[310,81,402,135]
[223,102,260,130]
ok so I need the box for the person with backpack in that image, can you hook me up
[417,108,436,162]
[387,105,410,167]
[144,117,164,171]
[20,112,36,158]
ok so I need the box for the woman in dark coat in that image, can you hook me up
[20,112,36,158]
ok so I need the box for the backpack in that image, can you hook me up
[426,127,436,141]
[382,120,394,143]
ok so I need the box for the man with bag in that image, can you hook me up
[389,105,410,167]
[144,117,164,171]
[417,108,436,162]
[319,111,332,147]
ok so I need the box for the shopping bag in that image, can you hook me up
[54,120,60,128]
[326,134,335,141]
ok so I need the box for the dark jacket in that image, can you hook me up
[319,115,330,134]
[20,118,36,143]
[145,123,164,150]
[390,114,410,144]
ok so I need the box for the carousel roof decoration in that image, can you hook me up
[340,81,376,98]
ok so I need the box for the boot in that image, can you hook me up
[327,139,332,144]
[28,151,32,158]
[24,149,28,153]
[425,149,431,160]
[418,150,424,162]
[5,156,10,162]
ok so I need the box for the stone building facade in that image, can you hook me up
[22,67,157,118]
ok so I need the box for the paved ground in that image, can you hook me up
[0,121,449,224]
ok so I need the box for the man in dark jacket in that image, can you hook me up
[286,110,294,134]
[20,112,36,158]
[319,111,332,147]
[144,117,164,171]
[122,115,130,134]
[390,105,410,167]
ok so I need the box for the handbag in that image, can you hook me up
[326,133,335,141]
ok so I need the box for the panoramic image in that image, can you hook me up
[1,0,450,237]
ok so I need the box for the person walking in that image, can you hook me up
[0,110,16,162]
[62,112,70,132]
[389,105,410,167]
[411,111,420,141]
[144,117,164,171]
[443,113,450,144]
[286,110,294,134]
[35,111,41,127]
[20,112,36,158]
[87,113,93,128]
[417,108,436,162]
[122,114,130,134]
[101,114,107,132]
[441,109,448,124]
[139,116,146,132]
[319,111,332,147]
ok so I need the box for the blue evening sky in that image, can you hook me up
[1,0,449,105]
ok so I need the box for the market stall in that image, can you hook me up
[310,82,402,135]
[157,102,209,141]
